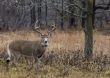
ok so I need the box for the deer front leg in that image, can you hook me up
[35,56,44,74]
[26,56,35,71]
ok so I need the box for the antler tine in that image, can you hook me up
[48,25,56,35]
[50,25,56,32]
[34,20,42,35]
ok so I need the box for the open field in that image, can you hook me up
[0,30,110,54]
[0,30,110,78]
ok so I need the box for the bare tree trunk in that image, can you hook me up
[30,1,36,27]
[37,0,42,26]
[54,1,58,26]
[92,0,95,29]
[1,19,9,31]
[68,0,76,28]
[45,0,48,26]
[81,0,86,28]
[94,0,110,29]
[84,0,93,60]
[61,0,64,30]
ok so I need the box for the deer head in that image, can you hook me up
[33,21,56,47]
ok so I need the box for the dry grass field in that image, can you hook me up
[0,30,110,54]
[0,30,110,78]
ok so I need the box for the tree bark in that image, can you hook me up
[81,0,86,28]
[45,1,48,26]
[68,0,76,28]
[61,0,64,30]
[92,0,95,29]
[37,0,42,26]
[84,0,93,60]
[30,0,36,26]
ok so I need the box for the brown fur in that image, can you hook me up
[9,40,46,59]
[5,39,48,71]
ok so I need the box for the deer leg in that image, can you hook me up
[34,57,40,73]
[34,56,43,74]
[10,53,21,71]
[5,44,12,72]
[26,56,35,71]
[5,58,10,72]
[5,53,11,72]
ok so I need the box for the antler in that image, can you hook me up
[33,21,42,35]
[48,25,56,36]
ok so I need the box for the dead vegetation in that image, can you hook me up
[0,30,110,78]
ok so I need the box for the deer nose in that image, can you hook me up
[45,41,48,43]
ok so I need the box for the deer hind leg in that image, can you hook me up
[5,43,12,71]
[6,51,21,71]
[5,48,12,72]
[10,52,21,71]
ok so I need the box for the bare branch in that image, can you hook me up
[65,2,87,11]
[95,1,110,11]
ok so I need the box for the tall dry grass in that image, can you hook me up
[0,30,110,78]
[0,30,110,55]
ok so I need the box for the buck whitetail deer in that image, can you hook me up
[5,22,56,71]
